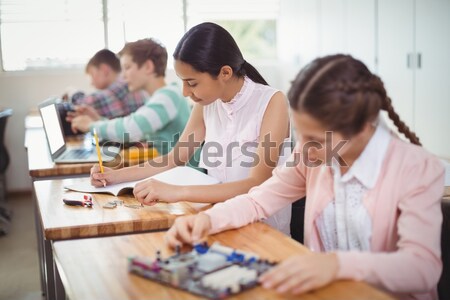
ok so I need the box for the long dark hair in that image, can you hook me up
[173,22,268,85]
[288,54,421,145]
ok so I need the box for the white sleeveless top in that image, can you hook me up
[199,76,292,235]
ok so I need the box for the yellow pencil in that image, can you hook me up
[93,128,104,173]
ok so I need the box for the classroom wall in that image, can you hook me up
[0,71,92,192]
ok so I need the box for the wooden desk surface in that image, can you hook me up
[53,222,393,300]
[34,178,210,240]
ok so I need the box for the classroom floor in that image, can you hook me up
[0,193,42,300]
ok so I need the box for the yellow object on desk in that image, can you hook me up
[93,128,104,173]
[122,147,159,161]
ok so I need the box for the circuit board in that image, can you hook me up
[128,242,276,299]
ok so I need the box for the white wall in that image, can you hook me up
[0,70,91,191]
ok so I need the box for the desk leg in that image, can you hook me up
[44,239,56,300]
[53,247,66,300]
[33,192,46,297]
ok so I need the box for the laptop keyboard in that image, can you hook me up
[63,149,93,159]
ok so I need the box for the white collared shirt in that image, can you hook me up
[317,119,391,251]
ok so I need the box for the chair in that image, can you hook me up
[438,197,450,299]
[290,196,306,244]
[0,108,13,236]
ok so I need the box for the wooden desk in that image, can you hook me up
[34,178,208,240]
[25,124,101,299]
[34,177,209,300]
[25,118,158,299]
[53,223,393,300]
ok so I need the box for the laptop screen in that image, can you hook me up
[39,102,65,155]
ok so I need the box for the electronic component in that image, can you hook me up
[128,242,276,299]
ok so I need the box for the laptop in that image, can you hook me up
[38,98,120,164]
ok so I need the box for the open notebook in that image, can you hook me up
[64,166,220,196]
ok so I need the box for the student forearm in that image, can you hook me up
[179,177,261,203]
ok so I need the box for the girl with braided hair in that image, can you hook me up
[165,54,445,299]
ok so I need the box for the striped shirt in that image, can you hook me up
[91,83,191,154]
[75,79,147,119]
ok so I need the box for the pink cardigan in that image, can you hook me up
[205,137,445,300]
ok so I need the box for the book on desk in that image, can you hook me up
[64,166,220,196]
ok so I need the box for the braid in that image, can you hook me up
[369,75,422,146]
[332,75,421,146]
[383,97,422,145]
[332,76,385,94]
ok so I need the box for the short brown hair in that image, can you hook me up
[288,54,421,145]
[86,49,121,73]
[118,38,167,77]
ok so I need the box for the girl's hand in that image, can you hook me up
[90,164,116,187]
[133,179,185,206]
[259,252,339,295]
[165,213,212,248]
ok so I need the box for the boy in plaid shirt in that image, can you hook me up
[73,49,147,119]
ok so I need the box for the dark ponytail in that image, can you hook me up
[238,61,268,85]
[173,22,268,85]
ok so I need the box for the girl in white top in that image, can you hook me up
[90,22,292,235]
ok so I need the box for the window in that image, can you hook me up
[0,0,279,71]
[186,0,279,62]
[0,0,104,71]
[106,0,184,58]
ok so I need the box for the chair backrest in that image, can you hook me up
[438,197,450,299]
[290,196,306,244]
[0,108,13,173]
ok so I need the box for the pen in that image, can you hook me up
[93,128,106,187]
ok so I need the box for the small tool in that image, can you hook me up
[63,194,93,208]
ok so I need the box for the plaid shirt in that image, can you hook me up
[74,80,147,119]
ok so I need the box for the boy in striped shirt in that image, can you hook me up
[69,39,191,155]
